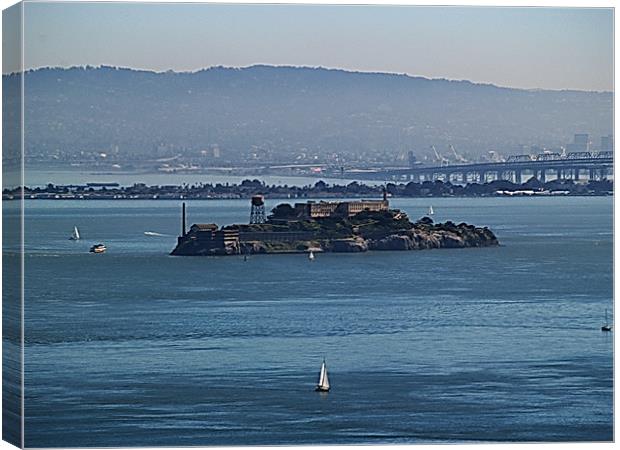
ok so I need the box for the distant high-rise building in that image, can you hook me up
[601,135,613,151]
[574,133,590,151]
[407,151,417,168]
[566,133,590,152]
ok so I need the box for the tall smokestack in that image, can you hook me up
[182,202,186,236]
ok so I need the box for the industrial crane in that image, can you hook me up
[431,145,450,166]
[449,144,468,163]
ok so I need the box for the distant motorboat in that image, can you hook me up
[89,243,106,254]
[69,226,80,241]
[428,206,434,216]
[144,231,167,237]
[308,251,315,261]
[602,309,612,332]
[315,359,330,392]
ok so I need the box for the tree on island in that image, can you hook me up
[314,180,328,190]
[270,203,297,220]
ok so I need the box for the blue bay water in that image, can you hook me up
[20,196,613,446]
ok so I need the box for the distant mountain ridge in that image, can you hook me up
[16,64,613,93]
[3,65,613,162]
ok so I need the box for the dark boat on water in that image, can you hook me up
[601,309,612,332]
[89,244,107,254]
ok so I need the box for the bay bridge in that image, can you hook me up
[353,151,613,184]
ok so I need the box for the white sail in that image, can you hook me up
[317,360,330,391]
[309,251,315,260]
[321,365,330,390]
[70,226,80,240]
[428,206,434,215]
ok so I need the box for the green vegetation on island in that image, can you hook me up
[6,177,612,201]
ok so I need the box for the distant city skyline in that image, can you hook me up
[2,2,614,91]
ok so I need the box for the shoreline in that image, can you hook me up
[5,192,613,200]
[3,178,613,201]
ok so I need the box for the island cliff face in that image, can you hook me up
[170,204,498,256]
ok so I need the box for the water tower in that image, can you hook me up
[250,195,266,224]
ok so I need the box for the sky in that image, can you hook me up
[3,1,614,91]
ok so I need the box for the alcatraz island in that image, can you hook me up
[171,192,499,256]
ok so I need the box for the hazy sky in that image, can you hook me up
[6,2,614,91]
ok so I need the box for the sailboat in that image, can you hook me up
[69,226,80,240]
[601,309,612,332]
[308,251,315,261]
[428,206,434,216]
[315,359,330,392]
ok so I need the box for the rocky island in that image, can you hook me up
[170,195,498,256]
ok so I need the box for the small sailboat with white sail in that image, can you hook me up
[308,251,315,261]
[69,226,80,241]
[428,206,434,216]
[601,309,612,332]
[315,359,330,392]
